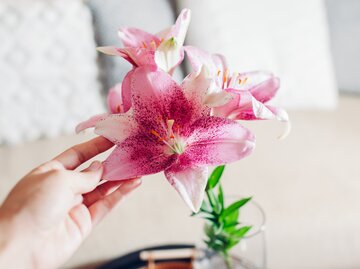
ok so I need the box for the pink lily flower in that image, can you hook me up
[97,9,191,115]
[184,46,289,124]
[75,83,125,133]
[92,66,255,212]
[97,9,191,74]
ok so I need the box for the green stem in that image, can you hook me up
[223,251,233,269]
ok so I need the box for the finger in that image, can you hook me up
[31,160,64,174]
[68,204,92,239]
[53,136,114,170]
[72,194,84,207]
[71,161,104,194]
[89,178,142,226]
[83,180,124,207]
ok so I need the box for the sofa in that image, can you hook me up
[0,1,359,268]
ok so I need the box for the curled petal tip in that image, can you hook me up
[96,46,119,56]
[75,114,107,134]
[180,8,191,20]
[278,120,291,140]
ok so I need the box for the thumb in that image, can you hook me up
[71,161,103,194]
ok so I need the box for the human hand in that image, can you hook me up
[0,137,141,269]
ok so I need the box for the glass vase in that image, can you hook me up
[193,197,267,269]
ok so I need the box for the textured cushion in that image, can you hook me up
[87,0,183,90]
[0,0,104,145]
[177,0,338,109]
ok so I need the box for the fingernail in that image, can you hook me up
[127,178,142,187]
[89,161,102,171]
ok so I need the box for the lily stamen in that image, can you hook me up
[150,119,185,154]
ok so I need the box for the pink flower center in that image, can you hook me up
[150,119,186,154]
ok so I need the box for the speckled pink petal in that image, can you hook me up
[183,117,255,166]
[95,113,137,145]
[75,113,108,133]
[130,66,196,129]
[165,165,208,212]
[118,27,160,48]
[102,133,177,181]
[107,84,124,114]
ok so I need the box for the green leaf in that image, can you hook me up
[232,226,252,238]
[207,165,225,190]
[218,184,224,210]
[207,189,221,214]
[225,208,239,223]
[226,238,241,250]
[200,200,212,213]
[223,220,239,228]
[203,216,217,224]
[204,223,215,238]
[221,197,252,219]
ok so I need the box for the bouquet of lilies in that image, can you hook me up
[77,9,288,214]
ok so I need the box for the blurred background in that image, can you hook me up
[0,0,359,268]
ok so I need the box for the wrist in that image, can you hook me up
[0,210,33,269]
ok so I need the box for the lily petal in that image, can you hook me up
[95,112,137,145]
[121,69,134,112]
[118,27,160,48]
[154,9,191,73]
[155,37,184,73]
[130,66,196,128]
[102,133,177,180]
[215,89,288,122]
[232,71,279,100]
[97,46,138,66]
[183,117,255,165]
[184,46,217,73]
[96,46,124,56]
[75,113,107,133]
[168,9,191,47]
[107,84,124,114]
[181,66,211,119]
[165,165,208,212]
[204,90,234,107]
[212,53,228,72]
[118,47,156,67]
[250,75,280,103]
[267,106,289,122]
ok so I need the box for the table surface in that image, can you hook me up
[1,96,359,269]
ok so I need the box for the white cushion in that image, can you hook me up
[177,0,338,109]
[0,0,104,145]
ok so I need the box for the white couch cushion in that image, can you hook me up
[0,0,104,145]
[177,0,338,109]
